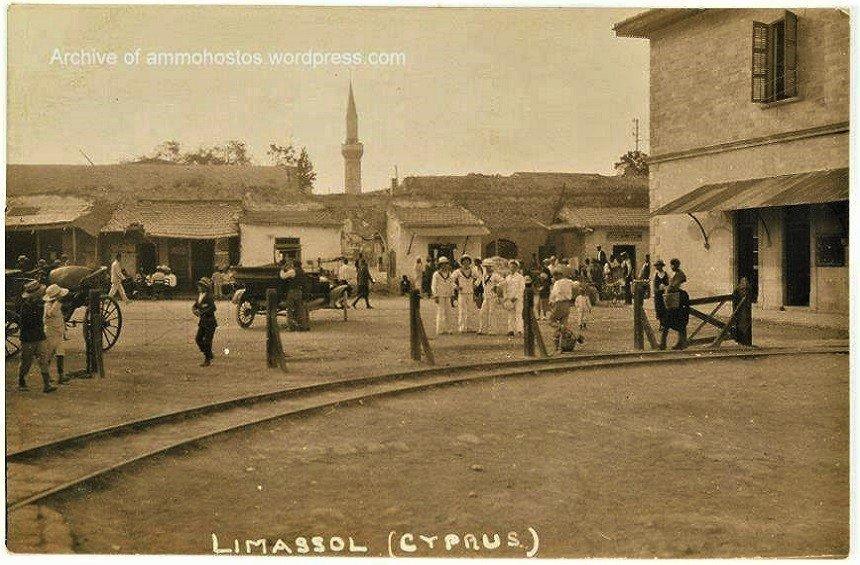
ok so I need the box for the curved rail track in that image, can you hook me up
[7,345,846,512]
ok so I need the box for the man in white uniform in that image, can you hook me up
[108,252,128,301]
[430,257,455,335]
[478,262,503,335]
[452,254,478,333]
[504,260,526,336]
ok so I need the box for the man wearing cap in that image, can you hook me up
[43,283,71,384]
[452,254,478,333]
[17,280,57,393]
[430,257,455,335]
[503,260,526,336]
[652,259,670,339]
[192,277,218,366]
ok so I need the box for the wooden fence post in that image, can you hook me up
[733,277,753,346]
[523,283,535,357]
[409,290,421,361]
[633,280,646,350]
[266,288,288,372]
[87,290,104,378]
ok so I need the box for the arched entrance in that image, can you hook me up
[485,238,518,259]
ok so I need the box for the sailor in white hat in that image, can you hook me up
[430,256,455,335]
[503,259,526,335]
[451,254,479,333]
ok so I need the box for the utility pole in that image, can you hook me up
[632,118,641,153]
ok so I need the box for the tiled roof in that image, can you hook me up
[6,164,298,202]
[555,206,650,229]
[389,201,486,228]
[102,199,243,239]
[397,172,648,231]
[6,194,113,236]
[241,201,345,227]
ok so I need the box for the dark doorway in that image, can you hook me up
[428,243,457,263]
[734,210,759,302]
[6,232,37,266]
[485,238,518,259]
[137,241,158,275]
[612,244,637,272]
[191,240,215,286]
[783,205,810,306]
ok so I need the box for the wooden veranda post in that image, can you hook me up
[266,288,288,372]
[733,278,753,346]
[633,280,646,350]
[523,283,535,357]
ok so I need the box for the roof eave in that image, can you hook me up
[613,8,704,38]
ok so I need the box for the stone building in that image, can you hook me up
[615,8,849,320]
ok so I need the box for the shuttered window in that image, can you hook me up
[751,11,798,103]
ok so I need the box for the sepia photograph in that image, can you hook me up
[3,2,852,558]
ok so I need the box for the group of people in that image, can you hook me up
[109,253,179,301]
[14,254,70,284]
[16,279,73,393]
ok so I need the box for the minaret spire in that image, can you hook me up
[341,80,364,194]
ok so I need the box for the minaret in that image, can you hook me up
[341,81,364,194]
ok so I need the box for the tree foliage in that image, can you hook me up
[614,150,649,177]
[132,139,251,165]
[267,142,316,194]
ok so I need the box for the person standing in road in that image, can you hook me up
[595,245,607,266]
[478,261,503,335]
[504,259,526,336]
[352,258,374,309]
[639,254,652,299]
[17,280,57,393]
[452,254,478,332]
[109,252,128,301]
[659,258,689,350]
[431,257,455,335]
[412,258,424,293]
[192,277,218,366]
[43,283,71,385]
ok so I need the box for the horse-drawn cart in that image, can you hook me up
[231,265,350,329]
[5,266,123,359]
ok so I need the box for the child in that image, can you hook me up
[43,283,71,384]
[536,272,551,320]
[573,281,592,344]
[192,277,217,367]
[400,274,412,296]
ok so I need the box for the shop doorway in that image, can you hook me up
[428,243,457,263]
[611,244,637,272]
[137,242,158,275]
[783,205,810,306]
[734,210,759,303]
[191,240,215,286]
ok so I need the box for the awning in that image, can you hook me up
[409,226,490,237]
[652,168,849,216]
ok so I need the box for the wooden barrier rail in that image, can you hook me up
[633,278,752,350]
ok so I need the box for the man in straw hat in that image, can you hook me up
[18,280,57,393]
[192,277,218,366]
[503,259,526,336]
[430,256,455,335]
[43,283,72,384]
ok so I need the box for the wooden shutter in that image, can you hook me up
[783,10,798,98]
[751,21,771,102]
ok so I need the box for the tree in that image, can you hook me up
[267,142,316,194]
[614,150,649,177]
[131,139,251,165]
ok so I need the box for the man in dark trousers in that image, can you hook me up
[192,277,217,366]
[18,280,57,392]
[352,257,374,309]
[595,245,607,266]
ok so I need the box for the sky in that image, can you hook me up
[7,6,650,194]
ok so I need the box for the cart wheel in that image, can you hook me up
[5,309,21,359]
[236,300,255,328]
[88,295,123,351]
